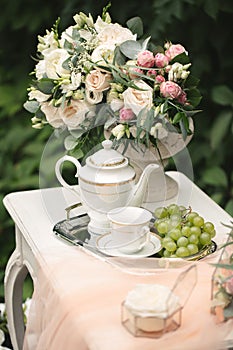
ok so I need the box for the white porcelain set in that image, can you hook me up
[55,139,158,241]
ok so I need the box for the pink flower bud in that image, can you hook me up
[147,69,157,77]
[156,75,165,84]
[129,67,143,79]
[160,81,182,99]
[119,107,135,121]
[165,44,187,61]
[176,90,187,104]
[154,53,169,68]
[137,50,155,68]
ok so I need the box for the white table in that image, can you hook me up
[3,171,233,350]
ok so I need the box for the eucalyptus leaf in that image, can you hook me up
[119,40,142,59]
[23,100,39,113]
[126,16,143,38]
[64,135,79,150]
[36,79,54,94]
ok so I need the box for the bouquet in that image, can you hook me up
[24,4,201,158]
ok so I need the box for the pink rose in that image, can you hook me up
[156,75,165,84]
[119,108,135,121]
[160,81,182,99]
[165,44,186,61]
[154,53,169,68]
[137,50,155,68]
[177,90,188,104]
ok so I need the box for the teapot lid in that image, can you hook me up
[87,140,127,168]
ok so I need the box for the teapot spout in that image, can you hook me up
[128,163,159,207]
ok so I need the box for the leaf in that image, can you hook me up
[119,40,142,59]
[64,135,79,150]
[187,87,202,107]
[113,46,126,66]
[171,52,190,65]
[210,110,232,149]
[204,0,220,19]
[202,166,228,187]
[23,100,39,113]
[36,79,54,94]
[211,85,233,106]
[173,112,184,124]
[126,17,143,38]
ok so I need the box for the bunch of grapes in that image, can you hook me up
[154,204,216,258]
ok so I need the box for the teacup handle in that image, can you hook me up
[140,226,151,245]
[55,155,81,188]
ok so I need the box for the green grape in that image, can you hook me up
[176,247,190,257]
[165,240,177,252]
[203,222,215,234]
[167,204,180,215]
[177,236,189,247]
[181,225,191,237]
[188,234,199,245]
[168,228,182,241]
[186,212,198,224]
[163,249,171,258]
[170,214,182,221]
[187,243,198,255]
[199,232,211,245]
[161,236,173,248]
[154,206,168,219]
[210,229,216,238]
[190,226,201,236]
[157,221,169,234]
[170,254,178,258]
[193,215,204,227]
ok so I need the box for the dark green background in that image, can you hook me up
[0,0,233,303]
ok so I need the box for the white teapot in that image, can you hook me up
[55,140,158,233]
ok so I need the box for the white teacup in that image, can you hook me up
[107,207,152,254]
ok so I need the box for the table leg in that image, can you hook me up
[4,248,28,350]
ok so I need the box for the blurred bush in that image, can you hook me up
[0,0,232,302]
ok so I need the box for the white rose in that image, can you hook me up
[44,49,70,79]
[41,103,64,128]
[94,16,110,33]
[97,23,136,45]
[85,69,111,92]
[85,89,103,104]
[35,60,46,80]
[60,100,94,130]
[122,80,153,116]
[125,284,180,317]
[28,88,49,102]
[91,44,115,64]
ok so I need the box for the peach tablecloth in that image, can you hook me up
[22,243,233,350]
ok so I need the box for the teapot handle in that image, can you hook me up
[55,155,81,188]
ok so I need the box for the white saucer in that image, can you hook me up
[96,233,162,258]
